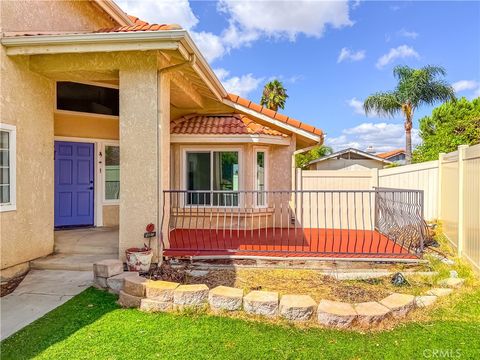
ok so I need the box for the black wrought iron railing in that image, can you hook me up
[161,189,427,258]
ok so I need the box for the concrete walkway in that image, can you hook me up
[1,269,92,340]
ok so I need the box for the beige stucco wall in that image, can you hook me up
[54,112,119,140]
[0,48,55,270]
[310,158,386,171]
[1,0,116,33]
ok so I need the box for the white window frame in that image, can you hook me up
[0,123,16,212]
[181,146,243,208]
[253,146,268,208]
[102,142,120,205]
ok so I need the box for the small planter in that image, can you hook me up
[125,247,153,273]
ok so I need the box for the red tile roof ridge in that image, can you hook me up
[225,93,323,137]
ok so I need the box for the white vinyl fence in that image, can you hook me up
[298,143,480,271]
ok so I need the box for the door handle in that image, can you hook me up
[88,186,94,190]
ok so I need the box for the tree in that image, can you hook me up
[260,80,288,111]
[295,145,333,169]
[363,65,455,164]
[413,97,480,162]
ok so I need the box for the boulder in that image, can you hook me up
[427,288,453,297]
[106,272,139,294]
[145,280,179,301]
[173,284,209,308]
[317,300,357,328]
[123,276,148,297]
[208,286,243,311]
[243,291,278,317]
[279,295,316,321]
[415,295,438,308]
[93,259,123,278]
[354,302,391,325]
[140,298,173,312]
[379,293,415,318]
[437,278,465,288]
[118,290,142,308]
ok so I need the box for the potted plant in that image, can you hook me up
[125,223,155,273]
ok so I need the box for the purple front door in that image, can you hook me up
[54,141,94,227]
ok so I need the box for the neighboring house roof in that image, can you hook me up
[377,149,406,159]
[308,148,393,165]
[171,114,287,137]
[225,93,323,137]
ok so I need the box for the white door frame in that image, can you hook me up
[54,136,119,227]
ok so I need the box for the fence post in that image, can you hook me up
[437,153,445,220]
[457,145,468,256]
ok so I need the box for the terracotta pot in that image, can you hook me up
[125,248,153,273]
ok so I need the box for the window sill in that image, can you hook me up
[0,204,16,212]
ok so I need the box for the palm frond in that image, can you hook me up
[363,92,401,117]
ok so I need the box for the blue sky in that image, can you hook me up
[117,0,480,152]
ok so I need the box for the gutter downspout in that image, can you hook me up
[155,54,196,266]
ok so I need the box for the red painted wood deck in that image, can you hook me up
[163,228,417,259]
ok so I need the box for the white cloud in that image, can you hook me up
[397,29,419,39]
[347,97,365,115]
[452,80,478,93]
[376,45,419,69]
[326,122,420,153]
[337,47,366,63]
[218,0,353,42]
[190,31,226,62]
[115,0,198,30]
[214,68,264,97]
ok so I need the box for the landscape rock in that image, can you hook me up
[118,290,142,308]
[123,276,148,297]
[106,272,139,294]
[317,300,357,328]
[174,284,209,308]
[93,259,123,278]
[379,293,415,318]
[243,291,278,317]
[438,278,465,288]
[415,295,438,308]
[145,280,179,301]
[208,286,243,311]
[94,276,108,289]
[279,294,316,321]
[140,298,173,312]
[354,302,391,325]
[427,288,453,297]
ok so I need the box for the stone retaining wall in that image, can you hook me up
[93,259,464,328]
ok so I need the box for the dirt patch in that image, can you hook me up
[1,272,28,297]
[181,268,432,303]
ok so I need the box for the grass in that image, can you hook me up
[1,285,479,360]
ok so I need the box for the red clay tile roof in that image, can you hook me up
[225,93,323,137]
[96,14,181,33]
[171,114,287,137]
[377,149,405,159]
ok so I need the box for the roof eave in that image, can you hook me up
[308,148,394,165]
[222,98,321,143]
[1,30,226,102]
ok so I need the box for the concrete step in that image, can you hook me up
[31,253,119,271]
[54,227,118,255]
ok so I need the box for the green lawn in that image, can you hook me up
[1,287,479,360]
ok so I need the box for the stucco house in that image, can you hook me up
[0,0,324,276]
[307,148,393,171]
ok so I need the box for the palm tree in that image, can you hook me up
[363,65,455,164]
[260,80,288,111]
